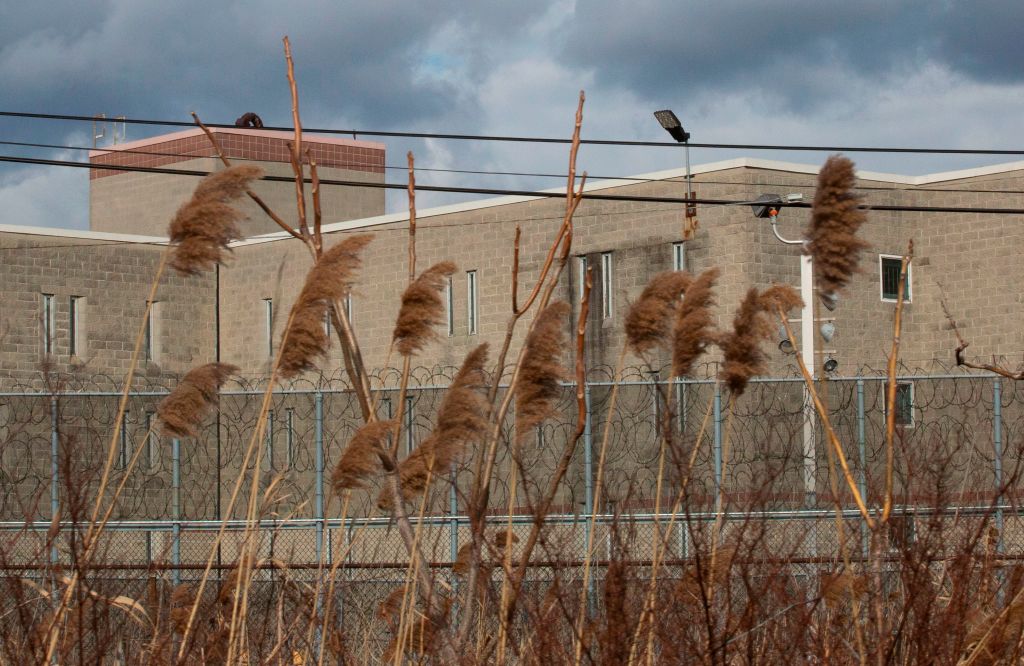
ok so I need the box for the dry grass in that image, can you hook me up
[278,234,373,378]
[514,301,570,438]
[624,270,691,356]
[392,261,457,357]
[156,362,238,438]
[672,267,719,378]
[718,284,801,395]
[168,165,263,275]
[805,155,870,297]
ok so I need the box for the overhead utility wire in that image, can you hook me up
[3,152,1024,216]
[8,138,1024,195]
[3,109,1024,155]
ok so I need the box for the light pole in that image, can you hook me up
[751,194,830,507]
[654,110,696,256]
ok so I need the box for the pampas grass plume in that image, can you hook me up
[672,267,719,378]
[718,285,801,395]
[168,165,262,275]
[278,234,373,378]
[625,271,692,356]
[805,155,870,296]
[392,262,457,357]
[332,419,394,493]
[382,344,490,508]
[515,301,570,437]
[157,362,238,438]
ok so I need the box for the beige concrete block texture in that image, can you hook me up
[4,161,1023,385]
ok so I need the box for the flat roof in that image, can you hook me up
[88,127,385,159]
[3,156,1022,244]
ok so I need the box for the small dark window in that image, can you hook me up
[889,382,914,427]
[880,256,911,302]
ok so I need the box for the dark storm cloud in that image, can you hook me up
[0,1,546,138]
[560,1,1023,110]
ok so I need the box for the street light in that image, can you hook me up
[654,109,696,253]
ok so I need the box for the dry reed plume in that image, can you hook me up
[672,267,719,377]
[168,165,263,275]
[392,261,457,356]
[278,234,373,378]
[805,155,870,297]
[386,344,489,507]
[514,301,571,437]
[331,419,395,493]
[156,362,239,438]
[718,285,802,395]
[624,270,692,356]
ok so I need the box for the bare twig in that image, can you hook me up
[283,36,309,240]
[881,240,913,525]
[189,112,303,242]
[408,151,416,282]
[940,283,1024,380]
[308,149,322,252]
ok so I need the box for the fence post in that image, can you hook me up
[315,391,325,564]
[857,379,868,559]
[50,397,58,566]
[172,437,181,587]
[450,466,458,591]
[713,384,723,497]
[994,378,1004,553]
[583,384,595,614]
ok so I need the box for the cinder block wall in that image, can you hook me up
[89,128,385,237]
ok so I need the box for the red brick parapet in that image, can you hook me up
[88,127,385,179]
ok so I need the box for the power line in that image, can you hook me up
[3,152,1024,215]
[3,109,1024,156]
[8,137,1024,196]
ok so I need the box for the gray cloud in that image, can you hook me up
[1,1,1023,230]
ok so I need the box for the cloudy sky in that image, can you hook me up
[1,0,1022,230]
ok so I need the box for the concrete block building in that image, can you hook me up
[1,127,1022,521]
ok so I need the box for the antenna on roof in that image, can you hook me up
[92,114,127,147]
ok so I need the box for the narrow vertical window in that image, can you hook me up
[144,301,160,363]
[467,270,478,335]
[672,242,686,272]
[600,252,613,319]
[894,382,915,427]
[264,298,274,358]
[404,395,415,455]
[577,256,588,300]
[445,276,455,337]
[344,293,353,323]
[266,409,275,470]
[117,412,131,470]
[880,255,912,302]
[323,308,331,337]
[41,294,55,356]
[145,411,159,469]
[285,407,295,469]
[69,296,83,357]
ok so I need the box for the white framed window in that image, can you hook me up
[344,293,353,323]
[445,276,455,337]
[144,301,160,363]
[41,294,55,356]
[264,298,274,358]
[467,270,479,335]
[323,309,331,337]
[576,256,588,300]
[144,411,159,469]
[672,242,686,272]
[885,381,915,427]
[600,252,614,319]
[69,296,84,357]
[880,255,912,303]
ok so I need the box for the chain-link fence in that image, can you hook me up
[0,366,1020,653]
